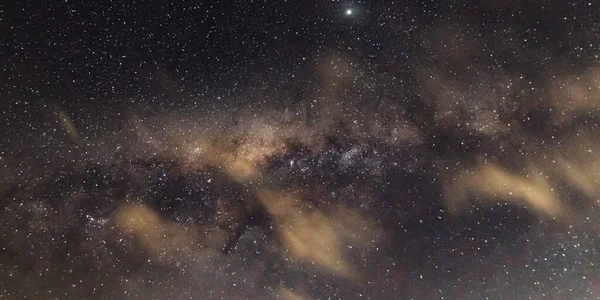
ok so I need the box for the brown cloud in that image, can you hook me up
[258,189,379,279]
[444,163,563,217]
[115,203,224,264]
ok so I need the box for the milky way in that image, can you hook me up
[2,1,600,299]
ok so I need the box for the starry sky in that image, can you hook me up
[1,0,600,299]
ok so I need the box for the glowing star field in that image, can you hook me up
[1,1,600,299]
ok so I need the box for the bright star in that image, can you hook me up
[346,9,353,15]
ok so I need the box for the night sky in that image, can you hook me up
[1,0,600,299]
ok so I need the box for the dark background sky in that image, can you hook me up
[3,0,596,106]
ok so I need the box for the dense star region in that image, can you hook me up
[1,0,600,299]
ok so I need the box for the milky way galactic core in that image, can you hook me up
[2,1,600,299]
